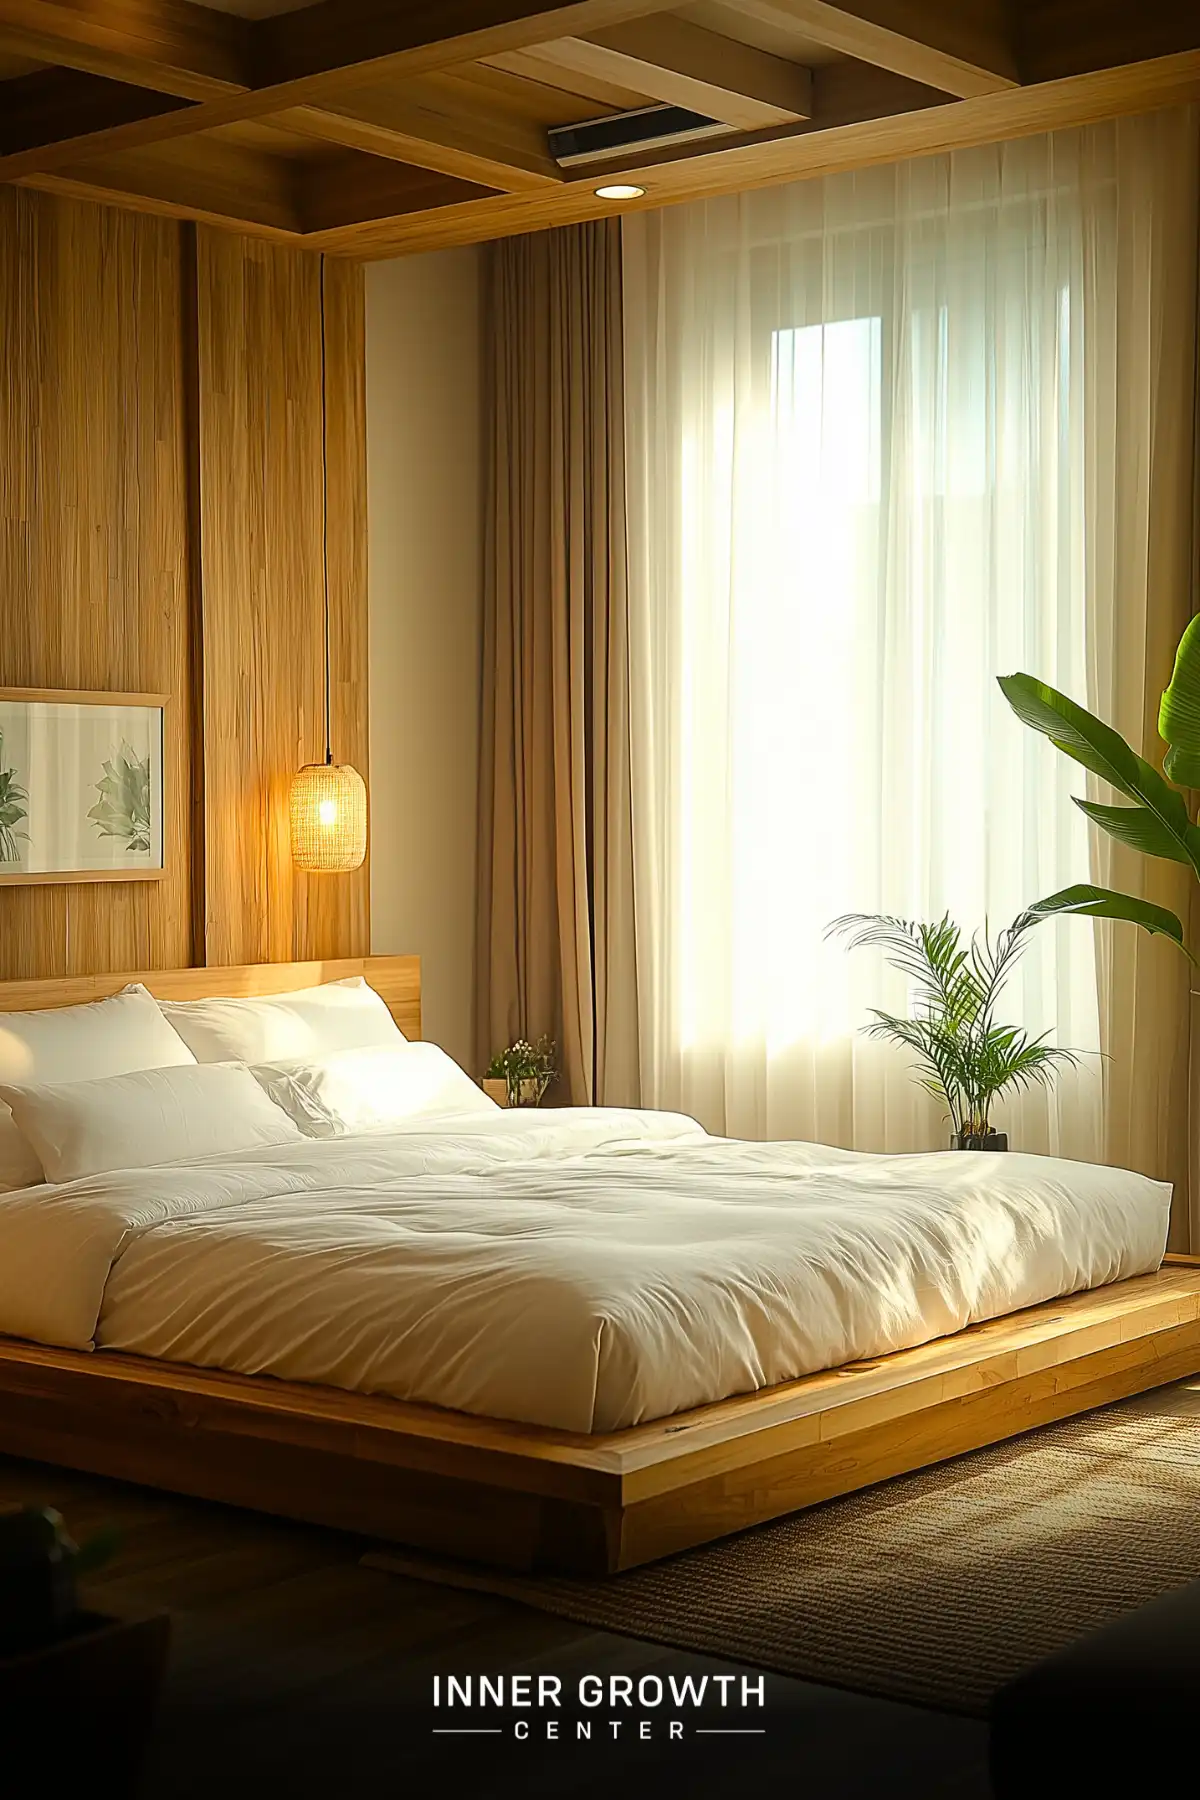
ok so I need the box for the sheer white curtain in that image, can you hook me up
[622,112,1196,1162]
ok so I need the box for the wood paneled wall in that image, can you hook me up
[196,233,368,965]
[0,190,368,981]
[0,190,196,978]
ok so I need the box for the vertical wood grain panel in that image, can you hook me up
[195,231,368,965]
[0,188,194,979]
[298,253,370,960]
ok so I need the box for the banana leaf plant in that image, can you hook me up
[998,614,1200,958]
[88,742,151,854]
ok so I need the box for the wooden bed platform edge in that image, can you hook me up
[1,1260,1197,1576]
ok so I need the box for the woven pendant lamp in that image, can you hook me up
[290,256,367,874]
[289,759,366,873]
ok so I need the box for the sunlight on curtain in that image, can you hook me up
[622,114,1194,1159]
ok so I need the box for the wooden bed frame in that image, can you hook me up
[0,958,1197,1576]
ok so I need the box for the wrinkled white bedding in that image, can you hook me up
[0,1107,1171,1432]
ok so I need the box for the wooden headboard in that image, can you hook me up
[0,956,421,1041]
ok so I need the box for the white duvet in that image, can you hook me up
[0,1107,1171,1432]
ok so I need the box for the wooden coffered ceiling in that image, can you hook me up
[1,1,1198,256]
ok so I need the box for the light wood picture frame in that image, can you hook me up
[0,688,168,887]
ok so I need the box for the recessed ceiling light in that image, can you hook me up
[594,183,645,200]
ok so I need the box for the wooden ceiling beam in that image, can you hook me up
[0,61,558,194]
[0,0,249,99]
[17,130,492,241]
[524,18,814,127]
[282,81,562,193]
[483,43,654,108]
[583,60,941,174]
[253,0,684,91]
[733,0,1019,99]
[7,2,1200,255]
[298,48,1200,256]
[0,0,685,179]
[0,0,680,102]
[23,137,302,237]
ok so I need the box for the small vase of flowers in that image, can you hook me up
[484,1036,559,1108]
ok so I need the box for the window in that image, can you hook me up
[625,156,1108,1149]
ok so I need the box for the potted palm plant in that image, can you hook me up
[827,911,1079,1149]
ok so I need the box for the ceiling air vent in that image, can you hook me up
[547,105,728,168]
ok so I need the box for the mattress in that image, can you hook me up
[0,1107,1171,1432]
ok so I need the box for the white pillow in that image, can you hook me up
[158,976,404,1066]
[0,1118,39,1192]
[0,984,196,1191]
[0,1063,302,1184]
[252,1042,498,1139]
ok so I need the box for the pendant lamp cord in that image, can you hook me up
[319,253,332,767]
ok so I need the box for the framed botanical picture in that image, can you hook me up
[0,689,167,886]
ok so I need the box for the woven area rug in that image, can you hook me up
[365,1385,1200,1715]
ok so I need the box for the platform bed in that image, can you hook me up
[2,1261,1198,1576]
[0,957,1195,1573]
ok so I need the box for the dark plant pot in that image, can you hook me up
[0,1609,170,1789]
[952,1132,1008,1152]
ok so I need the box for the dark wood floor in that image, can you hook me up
[0,1455,991,1799]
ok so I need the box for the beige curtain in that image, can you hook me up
[1083,108,1200,1248]
[475,221,640,1103]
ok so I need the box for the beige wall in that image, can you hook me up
[366,247,483,1068]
